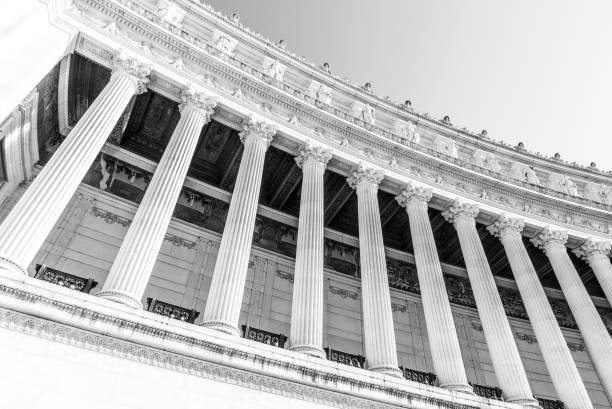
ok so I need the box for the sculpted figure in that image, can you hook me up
[546,173,567,193]
[400,99,413,111]
[524,166,540,185]
[321,62,331,73]
[362,82,373,93]
[472,149,501,172]
[363,104,376,125]
[564,178,580,196]
[263,58,286,83]
[434,136,458,159]
[583,182,606,203]
[230,12,240,24]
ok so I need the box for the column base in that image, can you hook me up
[507,397,541,409]
[200,320,240,337]
[289,344,326,359]
[369,365,403,378]
[440,382,474,394]
[96,290,143,309]
[0,257,28,281]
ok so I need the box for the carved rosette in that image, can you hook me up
[178,88,217,122]
[295,143,332,168]
[346,163,384,190]
[530,227,568,251]
[572,238,612,261]
[111,53,151,94]
[239,118,277,147]
[487,215,525,240]
[441,199,479,225]
[395,183,432,208]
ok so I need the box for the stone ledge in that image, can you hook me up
[0,276,521,409]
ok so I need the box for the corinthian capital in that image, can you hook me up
[441,199,479,224]
[112,52,151,94]
[395,182,432,208]
[530,227,568,251]
[295,143,332,168]
[487,214,525,239]
[178,88,217,121]
[239,118,277,146]
[572,238,611,261]
[346,163,384,189]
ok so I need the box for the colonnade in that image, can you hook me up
[1,53,612,409]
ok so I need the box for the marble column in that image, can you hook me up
[347,164,401,376]
[395,185,471,392]
[488,217,592,409]
[201,119,277,335]
[0,53,150,279]
[573,239,612,307]
[532,227,612,402]
[289,144,332,359]
[443,201,537,407]
[98,89,216,308]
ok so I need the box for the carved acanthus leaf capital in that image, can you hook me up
[487,215,525,239]
[395,182,432,208]
[112,52,151,94]
[530,227,568,251]
[178,88,217,121]
[346,163,384,189]
[239,118,277,146]
[295,143,332,168]
[441,199,479,224]
[572,238,612,261]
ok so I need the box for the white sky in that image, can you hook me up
[206,0,612,171]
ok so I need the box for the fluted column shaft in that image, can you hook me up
[289,145,331,358]
[348,165,401,376]
[533,228,612,400]
[573,239,612,307]
[98,90,215,308]
[395,186,471,392]
[0,54,150,278]
[202,120,276,335]
[444,202,537,407]
[489,218,592,409]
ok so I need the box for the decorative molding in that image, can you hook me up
[0,285,480,409]
[391,303,408,313]
[275,269,294,283]
[566,342,585,352]
[91,206,131,226]
[164,234,197,249]
[471,322,483,332]
[530,227,568,251]
[515,332,537,344]
[329,285,359,300]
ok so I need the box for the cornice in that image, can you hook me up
[178,1,611,180]
[0,281,497,409]
[57,0,612,239]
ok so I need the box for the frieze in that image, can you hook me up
[329,285,359,300]
[70,0,612,237]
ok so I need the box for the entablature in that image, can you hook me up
[51,0,612,242]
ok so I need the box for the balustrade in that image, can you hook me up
[537,398,564,409]
[324,347,365,369]
[471,383,503,400]
[400,366,436,385]
[241,325,287,348]
[145,298,199,324]
[34,264,98,294]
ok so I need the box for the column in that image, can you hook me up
[531,227,612,402]
[289,144,332,359]
[97,89,216,308]
[488,217,592,409]
[347,164,401,376]
[395,185,471,392]
[0,53,150,279]
[201,119,277,335]
[443,201,537,407]
[573,239,612,306]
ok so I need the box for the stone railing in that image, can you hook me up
[400,366,437,385]
[471,383,503,401]
[537,397,564,409]
[324,347,365,369]
[145,298,200,323]
[34,264,98,293]
[241,325,287,348]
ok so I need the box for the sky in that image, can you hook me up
[205,0,612,171]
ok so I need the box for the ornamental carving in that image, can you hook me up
[531,227,568,250]
[351,101,376,125]
[91,207,131,227]
[346,163,384,189]
[583,182,612,205]
[572,238,611,260]
[111,53,151,94]
[262,57,286,84]
[178,88,217,120]
[509,162,540,185]
[433,135,458,159]
[486,215,525,239]
[395,183,433,207]
[441,199,479,224]
[156,0,186,27]
[546,173,580,197]
[211,29,238,55]
[329,285,359,300]
[306,80,332,106]
[472,149,502,173]
[394,120,420,144]
[239,118,277,145]
[295,143,332,168]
